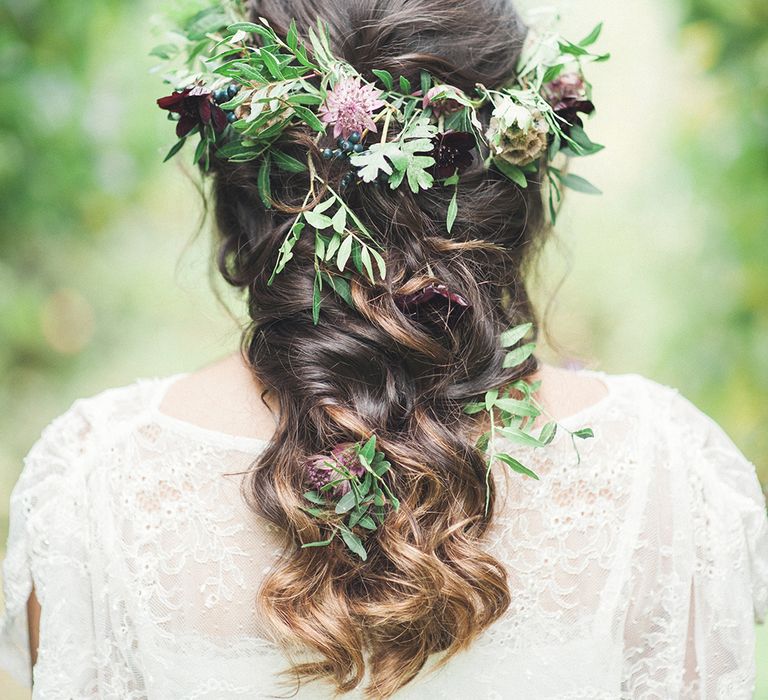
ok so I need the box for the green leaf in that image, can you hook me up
[503,342,536,368]
[579,22,603,47]
[538,421,558,445]
[340,529,367,560]
[270,219,304,282]
[359,435,377,464]
[350,142,398,182]
[573,428,595,439]
[301,534,336,548]
[322,271,354,308]
[463,402,486,415]
[360,246,374,282]
[420,70,432,98]
[358,515,377,530]
[494,158,528,188]
[443,171,460,186]
[446,188,458,233]
[372,69,394,90]
[542,63,565,84]
[500,322,532,348]
[399,75,412,93]
[493,398,540,417]
[286,18,299,50]
[227,21,267,33]
[163,137,187,162]
[305,210,333,229]
[304,490,325,504]
[496,453,540,480]
[272,150,307,172]
[562,126,605,157]
[337,235,353,271]
[312,272,322,324]
[257,154,272,208]
[331,206,347,234]
[496,427,545,448]
[335,490,357,514]
[258,48,282,79]
[485,388,499,411]
[293,104,326,132]
[369,248,387,280]
[559,172,602,195]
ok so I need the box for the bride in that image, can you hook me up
[1,0,766,697]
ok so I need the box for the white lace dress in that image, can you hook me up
[0,370,766,699]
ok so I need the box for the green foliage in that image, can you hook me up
[466,323,595,513]
[300,435,399,560]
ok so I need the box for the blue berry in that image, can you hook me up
[226,111,237,123]
[322,148,334,159]
[339,139,351,152]
[349,131,361,144]
[213,89,227,103]
[341,173,355,189]
[352,143,364,153]
[227,84,238,98]
[332,148,343,158]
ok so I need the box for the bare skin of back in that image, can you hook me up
[26,353,608,667]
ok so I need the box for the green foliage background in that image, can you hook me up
[0,0,766,696]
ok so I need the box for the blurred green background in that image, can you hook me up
[0,0,766,696]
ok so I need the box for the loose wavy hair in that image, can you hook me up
[209,0,549,696]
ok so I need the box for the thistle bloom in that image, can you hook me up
[431,130,475,179]
[542,72,595,134]
[485,96,548,166]
[318,76,385,139]
[305,442,366,496]
[156,84,228,138]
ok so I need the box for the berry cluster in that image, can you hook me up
[213,83,240,123]
[321,131,365,160]
[321,131,366,190]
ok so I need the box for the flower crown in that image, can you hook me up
[152,2,602,558]
[154,2,607,300]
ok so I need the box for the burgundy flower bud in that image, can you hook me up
[541,72,595,134]
[394,283,471,311]
[422,85,464,117]
[157,83,228,138]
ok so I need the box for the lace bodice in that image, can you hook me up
[1,370,766,699]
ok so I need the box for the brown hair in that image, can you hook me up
[211,0,548,696]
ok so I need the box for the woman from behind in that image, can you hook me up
[1,0,766,698]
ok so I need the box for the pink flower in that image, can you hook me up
[304,442,366,496]
[318,76,385,139]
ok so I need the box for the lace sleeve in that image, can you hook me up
[622,384,768,698]
[0,399,95,688]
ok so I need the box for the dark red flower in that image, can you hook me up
[431,130,475,179]
[394,283,470,311]
[542,73,595,134]
[157,84,228,139]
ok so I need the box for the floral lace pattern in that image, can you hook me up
[1,371,766,699]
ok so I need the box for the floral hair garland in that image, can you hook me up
[153,1,607,319]
[152,2,599,559]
